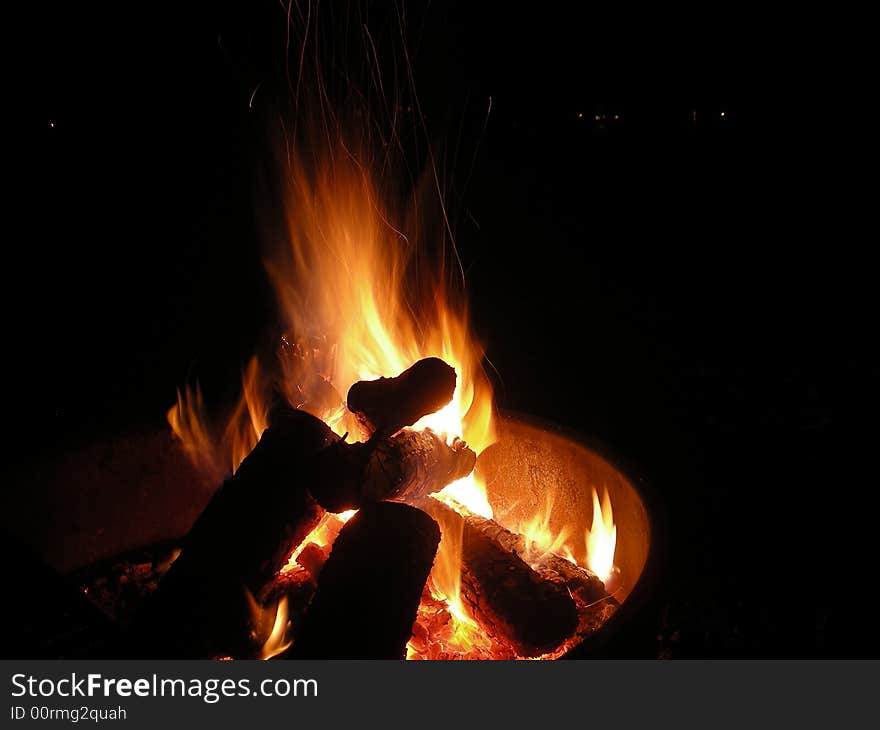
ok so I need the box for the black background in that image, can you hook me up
[7,2,865,657]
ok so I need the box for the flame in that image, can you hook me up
[167,356,270,477]
[585,488,617,583]
[260,596,292,660]
[515,491,572,564]
[167,383,221,479]
[246,593,292,660]
[509,487,617,584]
[262,154,496,456]
[168,155,495,470]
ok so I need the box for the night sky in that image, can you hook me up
[6,2,861,657]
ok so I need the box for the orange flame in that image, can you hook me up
[515,491,573,564]
[508,487,616,585]
[246,593,292,660]
[267,156,495,455]
[167,356,270,477]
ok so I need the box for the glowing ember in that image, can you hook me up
[283,509,356,572]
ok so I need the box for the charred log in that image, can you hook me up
[458,534,579,658]
[424,501,581,657]
[347,357,457,436]
[533,553,609,605]
[463,514,608,605]
[126,408,334,658]
[288,502,440,659]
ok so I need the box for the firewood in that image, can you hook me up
[463,514,608,605]
[424,501,582,657]
[312,428,476,512]
[533,553,609,605]
[128,406,473,658]
[347,357,457,436]
[126,408,334,658]
[288,502,440,659]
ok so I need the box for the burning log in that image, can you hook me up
[347,357,457,436]
[458,534,579,658]
[463,514,608,605]
[425,501,584,657]
[312,428,476,512]
[288,502,440,659]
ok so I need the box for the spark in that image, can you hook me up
[249,81,264,110]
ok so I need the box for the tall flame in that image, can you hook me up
[268,156,495,455]
[168,154,495,469]
[585,488,617,583]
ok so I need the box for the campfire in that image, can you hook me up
[102,146,653,661]
[146,355,623,661]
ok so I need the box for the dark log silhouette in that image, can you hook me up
[128,403,472,658]
[288,503,440,659]
[127,408,332,658]
[347,357,457,436]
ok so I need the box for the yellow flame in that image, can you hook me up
[260,596,292,660]
[585,488,617,583]
[514,491,572,564]
[246,593,292,660]
[435,476,493,519]
[283,509,357,572]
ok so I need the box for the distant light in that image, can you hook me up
[48,120,56,129]
[577,112,584,119]
[720,111,726,118]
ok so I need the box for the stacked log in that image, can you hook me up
[131,356,613,659]
[128,359,472,659]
